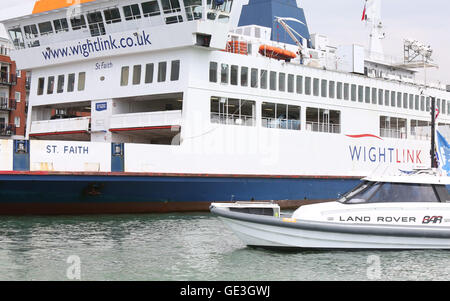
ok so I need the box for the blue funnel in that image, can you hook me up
[238,0,311,46]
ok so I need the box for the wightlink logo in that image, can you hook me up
[42,30,152,60]
[346,134,423,164]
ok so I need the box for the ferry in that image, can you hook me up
[0,0,449,214]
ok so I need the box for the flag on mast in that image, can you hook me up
[361,0,367,21]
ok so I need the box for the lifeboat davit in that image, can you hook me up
[259,45,297,61]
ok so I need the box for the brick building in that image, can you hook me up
[0,36,28,139]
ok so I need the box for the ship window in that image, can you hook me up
[306,107,341,134]
[145,63,154,83]
[123,4,142,20]
[133,65,142,85]
[305,77,311,95]
[403,93,408,109]
[410,119,430,140]
[335,82,341,99]
[209,62,217,83]
[53,18,69,33]
[390,91,396,107]
[278,73,285,92]
[442,100,446,114]
[38,21,54,36]
[262,102,299,130]
[409,94,414,110]
[437,98,441,112]
[371,88,377,104]
[8,27,25,49]
[241,67,248,86]
[270,71,276,91]
[287,74,294,93]
[420,96,425,111]
[184,0,202,20]
[426,97,430,111]
[329,81,335,99]
[220,64,229,84]
[158,62,167,82]
[380,116,407,139]
[358,85,363,102]
[251,68,258,88]
[350,84,356,101]
[104,8,122,24]
[142,1,161,17]
[296,76,303,94]
[313,78,319,96]
[170,60,180,81]
[343,83,349,100]
[415,95,419,111]
[262,102,275,121]
[121,66,129,86]
[71,16,87,30]
[87,12,106,36]
[210,96,255,126]
[47,76,55,94]
[378,89,383,105]
[67,73,75,92]
[23,25,38,39]
[161,0,182,13]
[321,80,327,98]
[396,92,402,108]
[37,77,45,95]
[260,70,267,89]
[364,86,370,103]
[230,65,238,85]
[166,15,183,24]
[78,72,86,91]
[384,90,389,106]
[57,75,65,93]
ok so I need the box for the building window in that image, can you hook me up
[209,62,218,83]
[260,70,267,89]
[123,4,142,20]
[142,1,161,17]
[220,64,229,84]
[158,62,167,82]
[251,68,258,88]
[78,72,86,91]
[170,60,180,81]
[210,96,255,126]
[230,65,238,85]
[47,76,55,94]
[306,107,341,134]
[380,116,407,139]
[57,75,65,93]
[133,65,142,85]
[70,16,87,30]
[37,77,45,95]
[145,63,154,83]
[53,18,69,33]
[104,8,122,24]
[14,117,20,128]
[67,73,75,92]
[15,92,21,102]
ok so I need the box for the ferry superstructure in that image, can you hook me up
[0,0,449,214]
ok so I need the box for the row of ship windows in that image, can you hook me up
[37,72,86,95]
[120,60,180,86]
[210,96,439,140]
[209,62,449,115]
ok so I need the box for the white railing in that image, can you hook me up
[110,110,182,129]
[262,117,300,130]
[210,113,255,126]
[30,116,91,135]
[306,121,341,134]
[380,128,407,139]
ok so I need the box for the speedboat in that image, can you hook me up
[210,169,450,249]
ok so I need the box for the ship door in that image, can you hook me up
[321,109,330,132]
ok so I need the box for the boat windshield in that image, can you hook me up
[339,182,443,204]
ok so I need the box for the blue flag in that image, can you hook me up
[436,130,450,175]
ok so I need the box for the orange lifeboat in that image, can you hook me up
[259,45,297,61]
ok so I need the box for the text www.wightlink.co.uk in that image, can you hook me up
[41,30,151,60]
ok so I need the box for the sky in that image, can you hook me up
[0,0,449,84]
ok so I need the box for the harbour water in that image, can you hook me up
[0,212,449,281]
